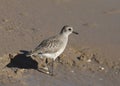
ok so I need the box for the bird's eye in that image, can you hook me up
[68,28,71,31]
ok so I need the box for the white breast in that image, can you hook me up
[42,42,67,60]
[41,44,66,60]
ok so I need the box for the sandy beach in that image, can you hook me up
[0,0,120,86]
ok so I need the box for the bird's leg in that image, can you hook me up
[51,58,54,76]
[37,58,50,75]
[45,58,54,76]
[38,58,54,76]
[42,58,49,71]
[37,55,48,68]
[45,58,48,64]
[45,58,53,76]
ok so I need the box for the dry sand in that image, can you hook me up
[0,0,120,86]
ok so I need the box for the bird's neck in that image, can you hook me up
[59,32,69,38]
[58,33,69,43]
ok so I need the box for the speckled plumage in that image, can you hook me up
[27,25,78,75]
[30,34,67,60]
[28,25,78,61]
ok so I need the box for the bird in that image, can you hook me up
[27,25,78,75]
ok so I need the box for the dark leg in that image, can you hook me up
[37,58,54,76]
[51,58,54,76]
[37,58,49,75]
[41,58,54,76]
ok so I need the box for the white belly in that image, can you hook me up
[41,47,65,60]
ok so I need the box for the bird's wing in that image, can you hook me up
[32,36,63,54]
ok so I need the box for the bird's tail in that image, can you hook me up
[26,50,33,57]
[26,50,39,58]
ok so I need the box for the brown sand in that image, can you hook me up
[0,0,120,86]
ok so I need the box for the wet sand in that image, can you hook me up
[0,0,120,86]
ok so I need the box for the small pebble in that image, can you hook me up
[20,69,25,72]
[71,70,74,73]
[99,66,105,70]
[87,59,92,62]
[2,19,9,22]
[46,71,50,74]
[99,78,103,81]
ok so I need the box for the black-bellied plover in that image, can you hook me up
[27,25,78,75]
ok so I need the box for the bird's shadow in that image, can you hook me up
[6,50,38,69]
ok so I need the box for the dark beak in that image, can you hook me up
[72,31,79,35]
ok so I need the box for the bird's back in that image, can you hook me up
[30,34,68,57]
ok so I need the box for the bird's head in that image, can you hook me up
[60,25,78,36]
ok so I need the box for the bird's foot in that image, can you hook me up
[37,67,55,76]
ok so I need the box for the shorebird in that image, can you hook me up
[27,25,78,75]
